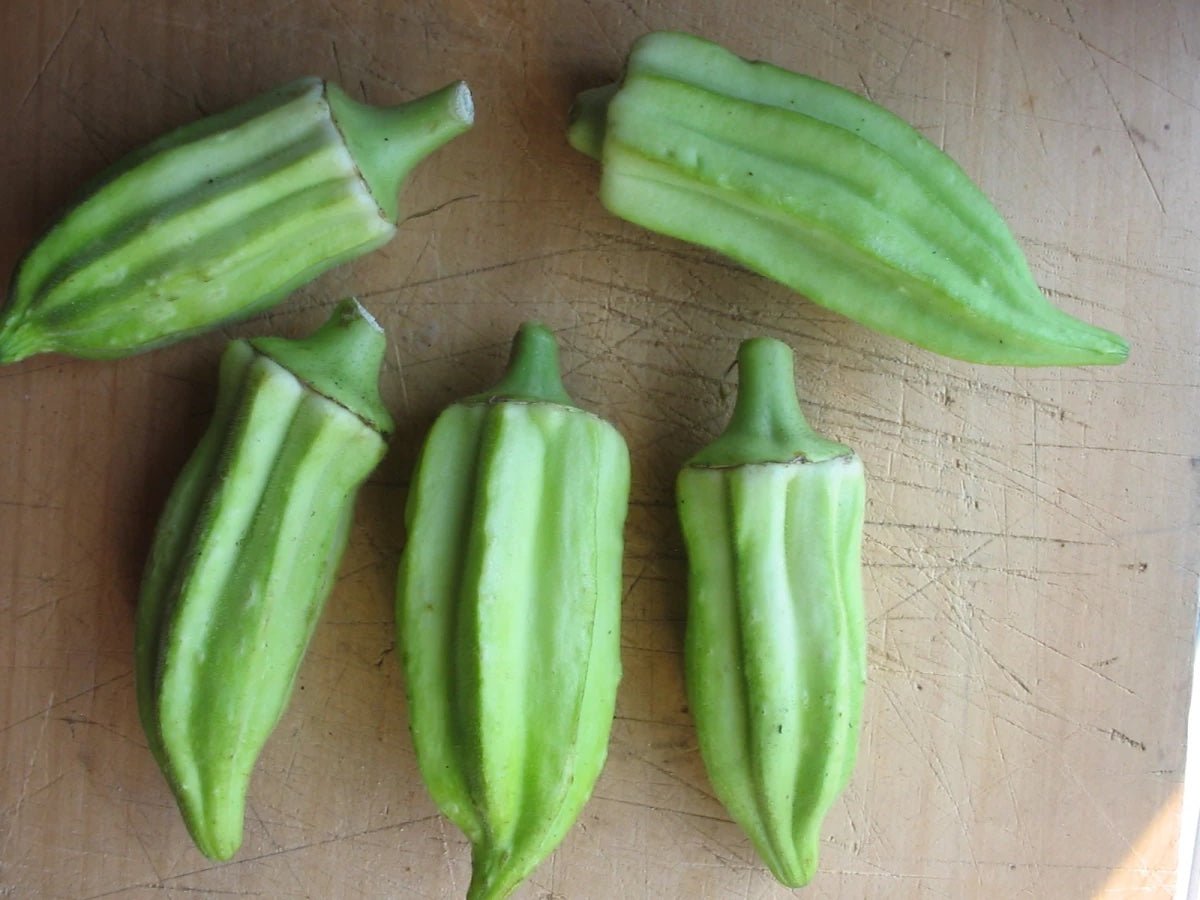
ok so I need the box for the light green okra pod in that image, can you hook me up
[569,30,1128,367]
[677,336,866,888]
[135,298,393,861]
[397,322,630,900]
[0,77,473,363]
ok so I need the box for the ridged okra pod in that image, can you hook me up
[677,337,866,888]
[135,299,393,860]
[397,323,630,900]
[0,77,473,363]
[569,31,1128,367]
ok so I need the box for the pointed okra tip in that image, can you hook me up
[687,336,854,468]
[186,817,242,863]
[0,316,41,365]
[469,321,574,407]
[327,79,474,223]
[250,298,394,435]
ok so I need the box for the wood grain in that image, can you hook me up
[1,1,1193,897]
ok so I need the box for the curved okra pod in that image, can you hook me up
[676,336,866,887]
[397,323,630,900]
[0,78,473,363]
[569,31,1128,367]
[135,298,393,861]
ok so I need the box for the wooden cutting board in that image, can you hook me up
[1,1,1193,897]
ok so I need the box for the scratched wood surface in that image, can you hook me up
[0,1,1194,897]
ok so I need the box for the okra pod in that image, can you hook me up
[135,298,393,860]
[677,336,866,887]
[1,78,473,362]
[397,323,630,900]
[569,31,1128,367]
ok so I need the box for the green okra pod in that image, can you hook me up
[569,31,1128,367]
[135,298,393,860]
[1,77,473,363]
[397,322,630,900]
[677,336,866,887]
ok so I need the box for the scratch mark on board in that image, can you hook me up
[1079,37,1167,215]
[76,815,449,899]
[0,691,55,859]
[1,671,133,736]
[16,0,86,114]
[878,680,981,872]
[1109,728,1147,752]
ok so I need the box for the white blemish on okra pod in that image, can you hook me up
[135,298,392,861]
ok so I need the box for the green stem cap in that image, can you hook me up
[327,80,474,223]
[470,321,574,407]
[566,83,618,160]
[688,337,853,467]
[251,298,394,435]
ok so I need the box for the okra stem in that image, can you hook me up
[566,83,617,160]
[250,298,394,435]
[470,322,573,407]
[689,337,853,467]
[327,81,474,223]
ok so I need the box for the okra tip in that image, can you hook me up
[688,336,854,468]
[0,317,41,365]
[327,79,474,223]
